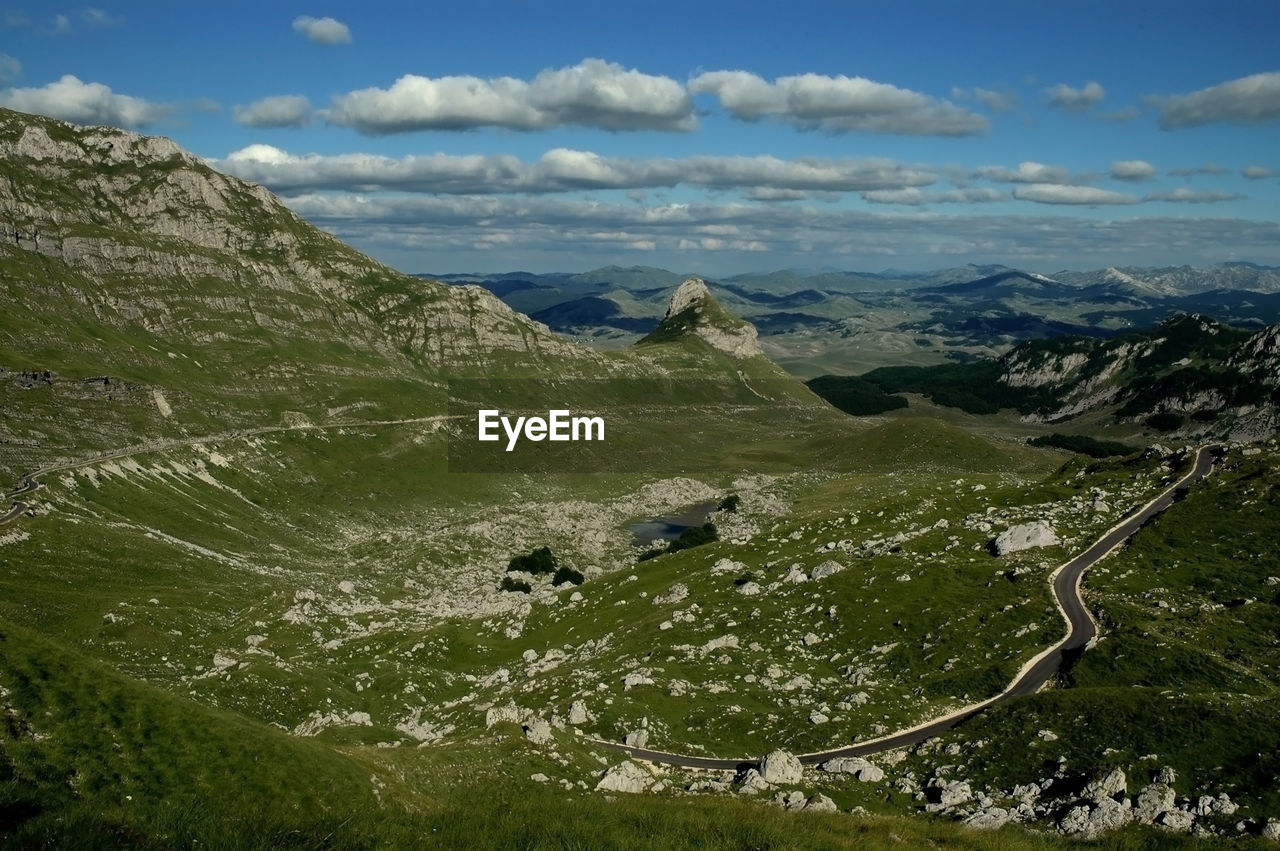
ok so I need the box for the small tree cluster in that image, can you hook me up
[507,546,557,575]
[499,576,531,594]
[637,523,718,563]
[552,567,584,587]
[717,494,740,513]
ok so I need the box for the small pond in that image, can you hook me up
[627,500,720,546]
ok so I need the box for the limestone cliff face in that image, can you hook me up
[644,277,765,359]
[0,107,578,369]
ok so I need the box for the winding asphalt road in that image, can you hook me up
[596,443,1222,770]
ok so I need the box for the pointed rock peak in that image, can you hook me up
[665,276,711,318]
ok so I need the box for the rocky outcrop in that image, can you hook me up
[992,521,1059,555]
[821,756,884,782]
[642,277,765,359]
[596,761,653,794]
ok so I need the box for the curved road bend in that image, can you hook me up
[595,444,1222,771]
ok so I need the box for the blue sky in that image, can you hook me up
[3,0,1279,275]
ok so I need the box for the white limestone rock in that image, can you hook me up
[994,521,1059,555]
[821,757,884,782]
[595,761,652,794]
[758,749,804,785]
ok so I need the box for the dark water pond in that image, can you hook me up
[627,500,719,546]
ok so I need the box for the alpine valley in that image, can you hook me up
[2,108,1279,849]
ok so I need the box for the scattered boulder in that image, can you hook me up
[806,793,838,812]
[1157,808,1195,831]
[992,521,1059,555]
[1153,765,1177,786]
[622,672,654,690]
[1134,783,1176,823]
[1083,767,1127,803]
[810,560,845,580]
[775,790,807,810]
[1059,798,1132,839]
[568,699,591,725]
[624,728,650,749]
[523,717,553,745]
[736,581,762,596]
[484,701,523,728]
[759,749,804,785]
[821,757,884,782]
[802,632,822,646]
[931,780,972,809]
[596,761,652,794]
[737,768,772,794]
[783,565,808,584]
[1261,820,1280,841]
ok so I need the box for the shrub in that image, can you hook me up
[1144,411,1185,432]
[552,567,584,587]
[1029,433,1134,458]
[717,494,740,513]
[499,576,531,594]
[507,546,557,575]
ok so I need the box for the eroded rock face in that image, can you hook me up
[993,521,1059,555]
[821,756,884,782]
[758,749,803,785]
[654,277,765,359]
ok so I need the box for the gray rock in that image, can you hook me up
[1083,767,1127,802]
[736,581,762,596]
[935,780,973,809]
[1134,783,1176,823]
[1061,798,1132,839]
[965,808,1011,830]
[624,728,649,749]
[568,699,590,725]
[737,768,772,794]
[993,521,1060,555]
[821,756,884,782]
[810,560,845,580]
[759,749,804,785]
[596,761,652,794]
[484,701,522,728]
[1157,808,1195,831]
[806,793,838,812]
[1153,765,1177,786]
[775,790,807,810]
[523,717,553,745]
[1261,819,1280,841]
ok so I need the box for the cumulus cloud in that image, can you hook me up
[1243,165,1275,179]
[1012,184,1137,205]
[232,94,313,128]
[292,15,351,44]
[51,13,70,34]
[974,161,1075,184]
[1156,71,1280,129]
[953,86,1018,112]
[1143,188,1244,203]
[1110,160,1157,181]
[328,59,693,133]
[861,187,1006,205]
[0,74,171,127]
[217,145,938,196]
[1043,81,1106,112]
[0,52,19,84]
[689,70,987,135]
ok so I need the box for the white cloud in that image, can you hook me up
[689,70,987,135]
[861,187,1006,205]
[292,15,351,45]
[0,52,19,84]
[1012,184,1137,205]
[1243,165,1275,180]
[217,145,938,196]
[0,74,171,127]
[51,13,70,34]
[975,161,1074,184]
[81,8,122,27]
[1156,71,1280,129]
[1110,160,1157,181]
[973,87,1017,112]
[1143,188,1244,203]
[1043,81,1106,112]
[328,59,693,133]
[232,94,313,128]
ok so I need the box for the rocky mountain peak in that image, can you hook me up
[642,276,764,359]
[665,276,712,318]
